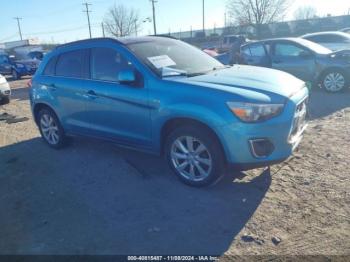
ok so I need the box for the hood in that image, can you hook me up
[172,65,305,98]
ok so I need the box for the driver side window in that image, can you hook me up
[274,43,306,57]
[91,47,133,82]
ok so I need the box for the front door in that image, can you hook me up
[271,42,315,81]
[84,47,152,148]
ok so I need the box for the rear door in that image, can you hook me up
[38,49,91,134]
[271,41,315,81]
[84,47,152,148]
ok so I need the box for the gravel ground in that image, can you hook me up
[0,78,349,256]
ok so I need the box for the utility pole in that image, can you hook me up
[13,17,23,40]
[150,0,157,35]
[202,0,205,33]
[101,22,105,37]
[83,2,92,38]
[224,12,227,28]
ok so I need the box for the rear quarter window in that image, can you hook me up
[42,56,57,76]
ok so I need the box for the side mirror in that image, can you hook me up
[118,69,136,84]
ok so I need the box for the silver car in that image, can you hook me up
[301,31,350,51]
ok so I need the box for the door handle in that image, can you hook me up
[273,60,282,64]
[86,90,98,99]
[46,83,57,91]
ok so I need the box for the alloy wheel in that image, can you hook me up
[323,72,345,92]
[40,114,60,145]
[171,136,212,182]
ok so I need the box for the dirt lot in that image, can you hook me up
[0,78,349,256]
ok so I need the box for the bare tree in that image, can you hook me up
[293,6,318,20]
[104,4,142,37]
[226,0,291,38]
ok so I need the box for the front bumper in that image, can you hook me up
[215,87,308,169]
[0,82,11,97]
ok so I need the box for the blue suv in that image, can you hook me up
[30,37,308,187]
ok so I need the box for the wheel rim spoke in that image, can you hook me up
[196,156,211,166]
[175,139,188,154]
[40,114,59,145]
[186,136,194,152]
[171,136,212,182]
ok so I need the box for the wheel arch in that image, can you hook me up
[317,66,349,85]
[33,102,59,125]
[160,117,228,164]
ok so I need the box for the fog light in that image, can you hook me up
[249,139,274,158]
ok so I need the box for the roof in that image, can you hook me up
[302,31,350,38]
[55,36,178,50]
[242,37,303,45]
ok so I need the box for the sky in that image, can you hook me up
[1,0,350,44]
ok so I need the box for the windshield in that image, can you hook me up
[297,38,332,54]
[126,37,224,77]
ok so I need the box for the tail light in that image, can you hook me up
[27,79,32,88]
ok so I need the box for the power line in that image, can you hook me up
[13,17,23,40]
[83,2,92,39]
[150,0,157,35]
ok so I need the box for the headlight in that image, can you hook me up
[15,63,25,68]
[227,102,284,122]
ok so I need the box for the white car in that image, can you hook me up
[301,31,350,51]
[0,74,10,105]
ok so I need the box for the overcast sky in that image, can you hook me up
[1,0,349,43]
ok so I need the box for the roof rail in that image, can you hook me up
[55,37,125,50]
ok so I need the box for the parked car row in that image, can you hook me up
[240,38,350,92]
[207,31,350,93]
[0,53,41,80]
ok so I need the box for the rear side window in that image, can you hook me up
[56,50,85,78]
[90,47,133,82]
[274,43,304,57]
[43,56,57,76]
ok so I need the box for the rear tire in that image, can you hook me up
[37,108,67,149]
[165,125,225,187]
[321,69,348,93]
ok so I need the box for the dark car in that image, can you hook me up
[240,38,350,92]
[0,54,39,80]
[301,31,350,51]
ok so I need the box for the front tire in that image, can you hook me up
[165,125,225,187]
[37,108,66,149]
[321,69,348,93]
